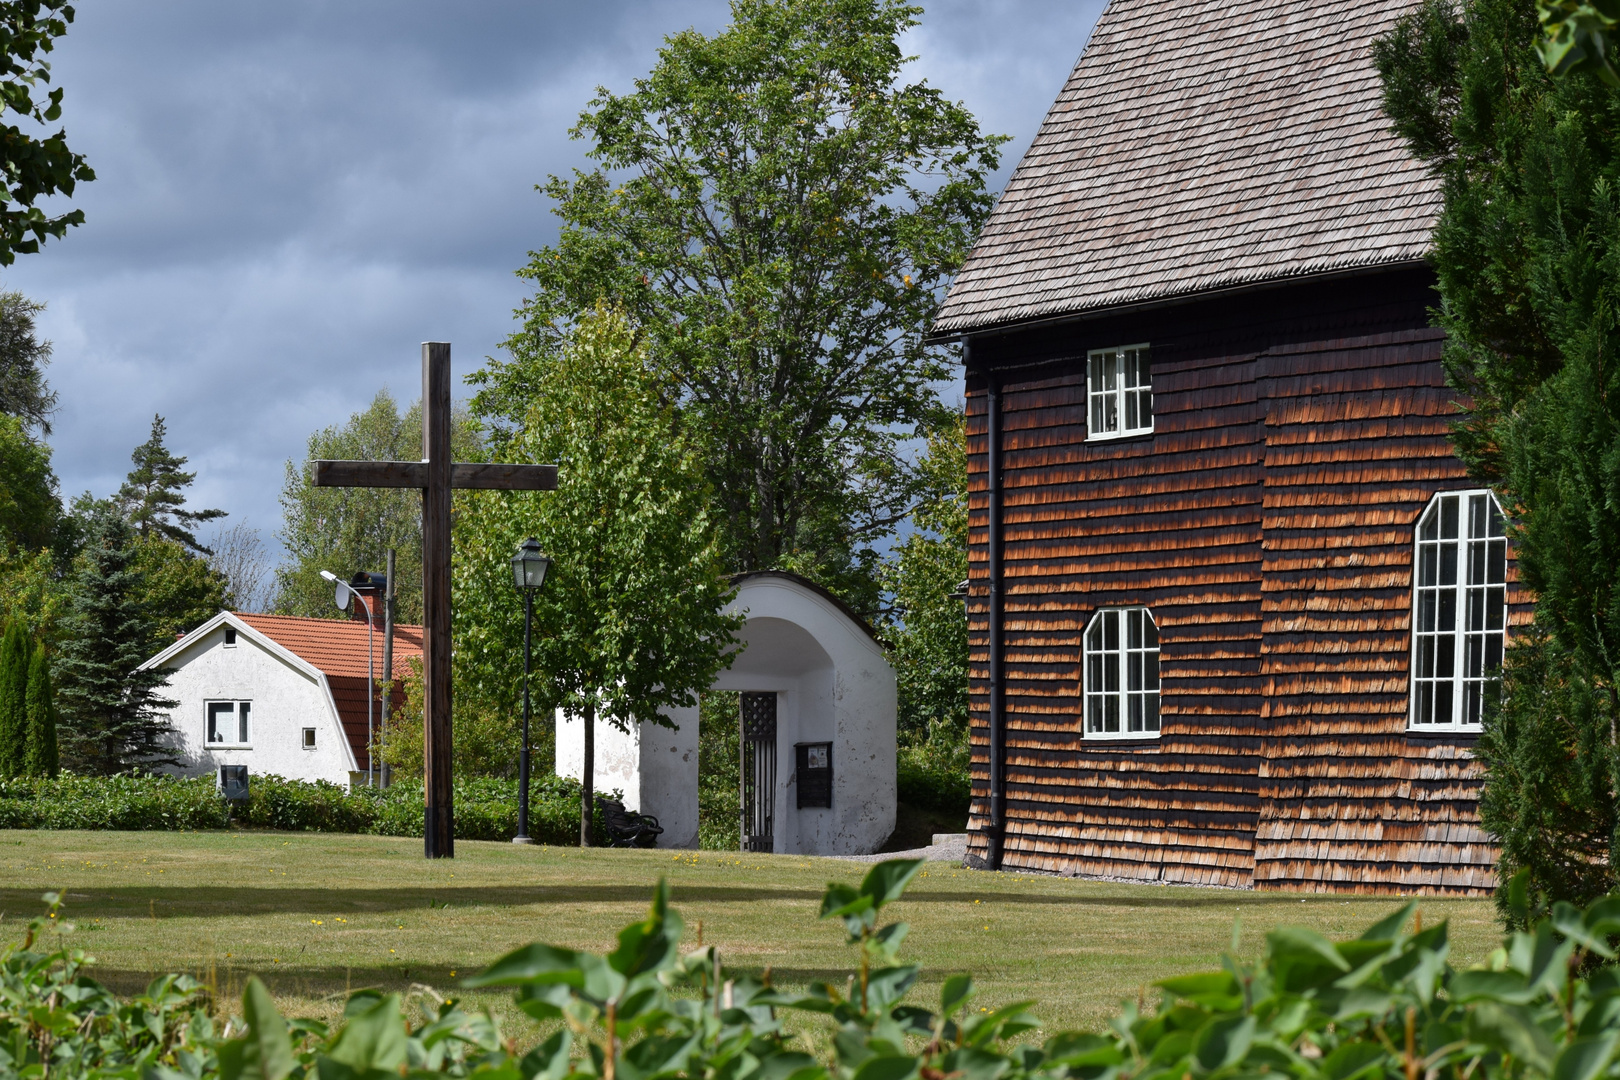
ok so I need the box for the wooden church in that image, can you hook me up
[934,0,1525,893]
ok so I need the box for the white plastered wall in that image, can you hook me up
[555,574,896,855]
[143,614,356,786]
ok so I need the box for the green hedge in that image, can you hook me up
[896,741,970,818]
[0,772,596,844]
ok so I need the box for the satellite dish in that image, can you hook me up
[334,581,353,612]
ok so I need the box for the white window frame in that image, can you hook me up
[1086,343,1153,441]
[1083,607,1161,739]
[206,700,252,748]
[1410,489,1507,732]
[302,727,317,750]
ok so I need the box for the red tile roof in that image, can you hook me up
[233,613,423,774]
[234,613,421,680]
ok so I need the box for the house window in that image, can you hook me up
[1087,344,1152,439]
[302,728,317,749]
[1084,607,1160,737]
[206,701,251,746]
[223,626,237,647]
[1412,490,1507,730]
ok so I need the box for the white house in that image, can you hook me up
[139,611,422,787]
[557,571,898,855]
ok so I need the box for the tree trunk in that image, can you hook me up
[580,697,595,847]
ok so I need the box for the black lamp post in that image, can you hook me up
[510,537,551,844]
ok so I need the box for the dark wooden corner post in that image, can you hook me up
[974,337,1008,871]
[422,343,454,858]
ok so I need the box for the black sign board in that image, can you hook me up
[795,741,832,808]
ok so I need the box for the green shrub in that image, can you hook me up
[0,771,595,844]
[897,717,970,818]
[10,865,1620,1079]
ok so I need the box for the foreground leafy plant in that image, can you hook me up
[11,863,1620,1079]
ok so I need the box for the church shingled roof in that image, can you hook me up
[931,0,1439,336]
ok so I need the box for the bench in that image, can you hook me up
[597,797,663,848]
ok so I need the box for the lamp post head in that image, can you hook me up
[511,537,551,592]
[319,569,353,613]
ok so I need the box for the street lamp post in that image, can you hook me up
[321,569,376,786]
[510,538,551,844]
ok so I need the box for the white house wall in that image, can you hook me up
[153,622,354,785]
[555,707,699,848]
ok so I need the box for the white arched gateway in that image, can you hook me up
[556,571,897,855]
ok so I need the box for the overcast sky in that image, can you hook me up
[7,0,1104,562]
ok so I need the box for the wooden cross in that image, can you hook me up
[312,342,557,858]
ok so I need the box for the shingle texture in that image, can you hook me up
[235,614,422,681]
[932,0,1439,335]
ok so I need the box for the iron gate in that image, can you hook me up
[740,692,777,852]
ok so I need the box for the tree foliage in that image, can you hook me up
[1375,0,1620,911]
[22,639,55,776]
[52,506,176,773]
[883,413,967,743]
[130,535,228,652]
[0,2,93,267]
[0,290,54,432]
[275,390,481,626]
[0,618,26,776]
[474,0,1004,614]
[116,414,225,555]
[454,306,742,842]
[0,412,54,553]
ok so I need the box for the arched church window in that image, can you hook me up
[1411,490,1507,730]
[1083,607,1160,738]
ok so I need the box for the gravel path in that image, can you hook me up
[832,833,968,864]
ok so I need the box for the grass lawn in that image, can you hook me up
[0,830,1502,1036]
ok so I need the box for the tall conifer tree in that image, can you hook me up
[22,640,55,776]
[54,506,176,772]
[117,415,225,555]
[1375,0,1620,912]
[0,619,26,776]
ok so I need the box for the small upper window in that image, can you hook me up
[1411,490,1507,730]
[223,626,237,647]
[206,701,251,746]
[302,727,317,750]
[1084,607,1161,738]
[1087,344,1152,440]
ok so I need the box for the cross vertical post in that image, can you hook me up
[310,341,557,859]
[422,342,453,858]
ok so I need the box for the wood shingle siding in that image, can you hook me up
[961,273,1506,893]
[934,0,1439,335]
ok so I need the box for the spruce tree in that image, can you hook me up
[22,640,55,776]
[0,619,26,777]
[54,505,177,773]
[116,415,225,554]
[1374,0,1620,913]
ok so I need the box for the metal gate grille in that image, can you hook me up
[740,692,776,852]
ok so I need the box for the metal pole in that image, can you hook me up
[360,592,375,788]
[381,549,395,788]
[515,587,533,844]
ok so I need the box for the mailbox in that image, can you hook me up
[218,765,249,803]
[795,742,832,808]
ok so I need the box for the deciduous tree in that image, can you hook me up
[0,2,93,266]
[0,413,56,553]
[0,291,56,432]
[474,0,1003,614]
[275,390,482,625]
[454,306,741,845]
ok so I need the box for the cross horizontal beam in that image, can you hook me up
[312,460,558,491]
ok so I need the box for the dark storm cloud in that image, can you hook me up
[4,0,1102,562]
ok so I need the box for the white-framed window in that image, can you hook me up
[1084,607,1161,738]
[206,700,251,747]
[1411,490,1507,730]
[223,626,237,647]
[302,727,316,750]
[1087,343,1152,440]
